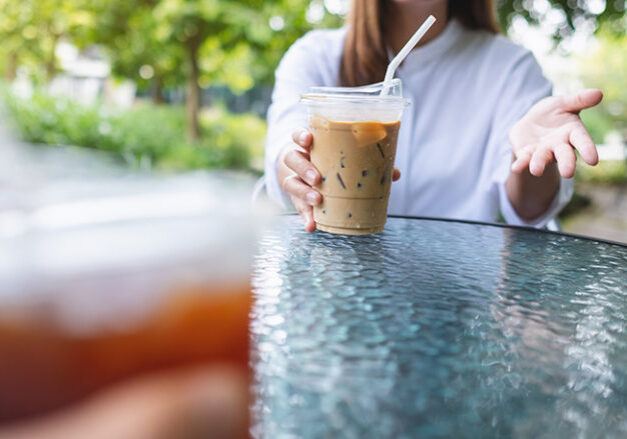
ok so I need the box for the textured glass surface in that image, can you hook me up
[251,216,627,439]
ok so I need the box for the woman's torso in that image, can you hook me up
[267,20,552,222]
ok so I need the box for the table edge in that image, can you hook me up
[279,213,627,248]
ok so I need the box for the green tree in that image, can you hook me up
[497,0,626,40]
[0,0,41,81]
[152,0,243,140]
[84,0,184,105]
[151,0,334,140]
[36,0,92,81]
[99,0,342,141]
[578,28,627,141]
[0,0,91,82]
[4,0,625,144]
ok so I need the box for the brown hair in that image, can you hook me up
[340,0,501,87]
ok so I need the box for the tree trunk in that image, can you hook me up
[46,35,60,82]
[5,52,17,82]
[185,41,200,142]
[152,75,164,105]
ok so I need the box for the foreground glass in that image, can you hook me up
[0,174,257,424]
[301,79,409,235]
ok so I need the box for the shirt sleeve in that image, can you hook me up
[264,33,328,209]
[486,50,573,228]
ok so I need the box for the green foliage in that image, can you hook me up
[0,0,92,81]
[497,0,626,40]
[159,106,267,171]
[2,0,626,174]
[575,160,627,185]
[247,0,344,85]
[578,28,627,140]
[85,0,184,95]
[2,87,266,172]
[580,108,616,145]
[2,0,626,89]
[83,0,345,139]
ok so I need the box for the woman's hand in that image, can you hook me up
[510,89,603,178]
[277,128,401,233]
[277,129,322,233]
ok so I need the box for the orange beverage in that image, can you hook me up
[0,284,251,422]
[0,176,257,425]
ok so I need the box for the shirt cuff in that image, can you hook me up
[499,176,574,228]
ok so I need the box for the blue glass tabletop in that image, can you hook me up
[251,215,627,439]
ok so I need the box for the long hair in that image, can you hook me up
[340,0,500,87]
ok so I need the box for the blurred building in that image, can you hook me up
[44,41,135,108]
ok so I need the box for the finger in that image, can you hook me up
[283,149,320,186]
[569,125,599,166]
[291,196,316,233]
[392,167,401,182]
[554,143,577,178]
[291,129,313,149]
[529,146,554,177]
[511,153,531,174]
[282,175,321,206]
[511,145,534,174]
[555,89,603,113]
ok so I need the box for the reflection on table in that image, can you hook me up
[252,215,627,438]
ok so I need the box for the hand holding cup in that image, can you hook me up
[278,128,401,233]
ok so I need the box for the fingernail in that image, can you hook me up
[305,170,317,185]
[530,165,542,177]
[306,191,318,205]
[299,131,309,144]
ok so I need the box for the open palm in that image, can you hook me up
[509,89,603,178]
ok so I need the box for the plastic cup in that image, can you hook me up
[0,174,259,424]
[301,79,408,235]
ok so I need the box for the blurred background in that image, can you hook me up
[0,0,625,242]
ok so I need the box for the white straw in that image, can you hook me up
[381,15,436,93]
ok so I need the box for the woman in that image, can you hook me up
[265,0,602,232]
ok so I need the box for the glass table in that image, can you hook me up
[251,215,627,438]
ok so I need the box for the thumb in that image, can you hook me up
[556,89,603,113]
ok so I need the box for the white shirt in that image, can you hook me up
[264,20,573,227]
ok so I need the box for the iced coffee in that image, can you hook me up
[302,79,407,235]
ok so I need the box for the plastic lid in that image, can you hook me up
[301,79,408,105]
